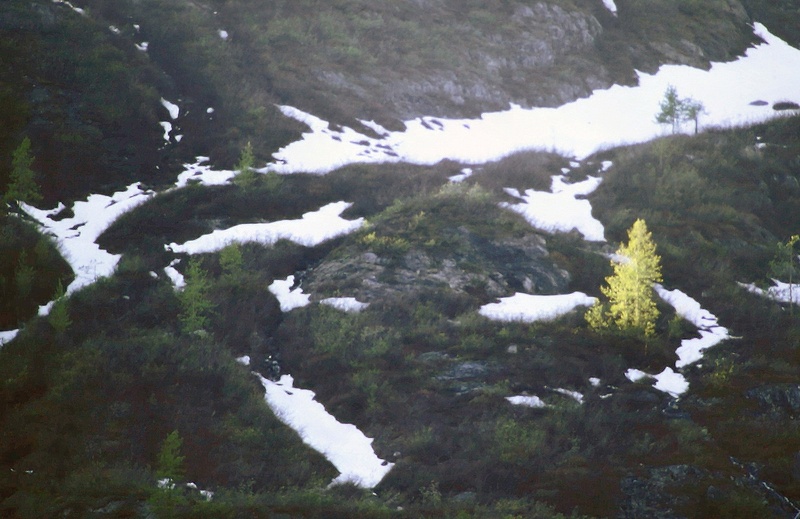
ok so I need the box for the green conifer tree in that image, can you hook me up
[768,234,799,316]
[232,141,258,188]
[219,242,243,278]
[178,258,215,334]
[48,279,72,335]
[586,219,663,337]
[156,430,186,482]
[4,137,42,206]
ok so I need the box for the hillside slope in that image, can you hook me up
[1,1,800,518]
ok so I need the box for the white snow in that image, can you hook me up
[268,24,800,174]
[236,355,251,366]
[479,292,596,323]
[655,284,730,368]
[320,297,370,313]
[501,174,606,241]
[602,0,617,15]
[219,30,229,40]
[0,329,19,346]
[21,183,155,299]
[159,121,172,142]
[135,42,149,52]
[449,168,474,183]
[623,286,728,398]
[740,280,800,305]
[589,377,601,387]
[652,367,689,398]
[167,202,364,254]
[257,374,393,488]
[174,157,235,188]
[506,395,547,408]
[553,388,584,404]
[268,276,311,312]
[52,0,85,15]
[164,265,186,291]
[160,98,180,120]
[625,369,648,383]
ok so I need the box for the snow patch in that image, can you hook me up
[500,174,605,241]
[269,276,310,312]
[166,202,364,254]
[602,0,617,15]
[320,297,370,313]
[449,168,473,183]
[268,24,800,174]
[164,264,185,291]
[159,121,172,142]
[257,374,393,488]
[740,280,800,305]
[21,183,155,299]
[506,395,547,408]
[553,388,584,404]
[174,157,235,188]
[0,329,19,346]
[160,98,180,120]
[479,292,596,323]
[655,284,729,368]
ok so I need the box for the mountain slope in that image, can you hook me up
[1,1,800,517]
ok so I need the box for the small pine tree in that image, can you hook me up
[587,219,663,337]
[232,141,258,188]
[14,251,34,300]
[48,279,72,334]
[4,137,42,206]
[178,258,215,334]
[156,430,186,482]
[219,242,243,278]
[768,234,799,315]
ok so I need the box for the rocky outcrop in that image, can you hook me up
[318,1,609,119]
[746,384,800,417]
[304,230,570,305]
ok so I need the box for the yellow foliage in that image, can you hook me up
[588,219,662,337]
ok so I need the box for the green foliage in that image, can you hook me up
[655,85,704,134]
[768,234,799,315]
[13,250,34,300]
[3,137,41,206]
[48,279,72,335]
[178,258,215,334]
[0,216,71,329]
[219,243,244,278]
[768,234,799,284]
[156,430,186,482]
[232,141,258,188]
[494,417,546,464]
[587,219,663,337]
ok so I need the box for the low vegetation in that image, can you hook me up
[2,0,800,516]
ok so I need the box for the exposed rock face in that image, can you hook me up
[619,465,707,519]
[319,2,609,119]
[746,384,800,417]
[304,231,570,305]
